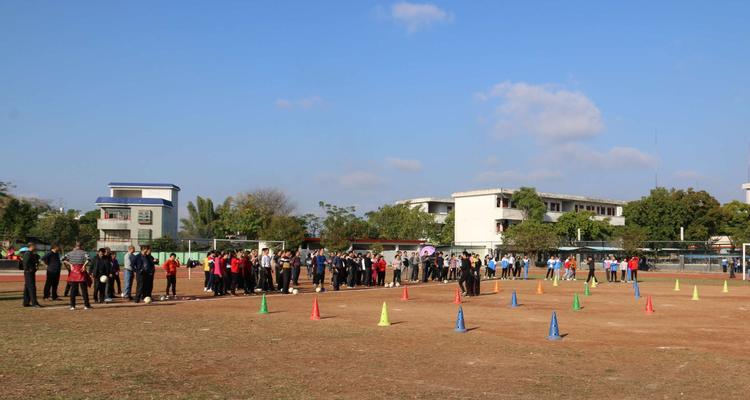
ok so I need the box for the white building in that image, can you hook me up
[452,188,625,248]
[743,183,750,204]
[95,182,180,251]
[395,197,454,223]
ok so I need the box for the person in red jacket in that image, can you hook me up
[375,254,387,286]
[162,253,180,299]
[230,251,243,296]
[628,256,639,282]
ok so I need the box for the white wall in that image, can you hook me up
[454,195,502,244]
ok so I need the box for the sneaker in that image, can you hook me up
[70,306,75,310]
[104,298,113,303]
[84,306,92,310]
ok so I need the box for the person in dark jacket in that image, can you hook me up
[22,243,42,308]
[91,248,112,304]
[42,244,62,301]
[458,252,471,296]
[291,251,302,286]
[363,252,373,287]
[133,245,156,303]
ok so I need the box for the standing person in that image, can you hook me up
[42,244,62,301]
[569,256,577,280]
[609,256,619,283]
[487,257,496,279]
[229,251,242,296]
[448,254,458,281]
[554,256,563,281]
[603,256,612,282]
[458,252,471,296]
[133,245,156,302]
[375,254,387,286]
[510,254,519,279]
[202,251,213,292]
[123,246,136,300]
[259,248,273,292]
[472,254,482,296]
[22,243,42,308]
[313,249,327,289]
[409,252,419,282]
[402,254,410,283]
[91,248,112,304]
[212,251,224,295]
[522,255,530,280]
[620,256,628,282]
[243,250,256,295]
[345,251,358,289]
[563,257,571,280]
[435,252,445,281]
[279,250,292,294]
[585,256,598,283]
[500,255,509,279]
[545,256,555,280]
[362,252,373,287]
[305,253,313,280]
[421,253,431,283]
[162,253,180,299]
[392,252,403,285]
[109,251,121,297]
[63,242,91,310]
[628,255,639,282]
[291,250,302,286]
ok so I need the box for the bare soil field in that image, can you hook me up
[1,270,748,399]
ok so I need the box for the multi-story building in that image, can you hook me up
[95,182,180,251]
[743,182,750,204]
[452,188,625,247]
[395,197,454,223]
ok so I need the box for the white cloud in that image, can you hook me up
[478,81,604,142]
[477,169,563,183]
[275,96,324,110]
[386,157,423,172]
[391,2,452,33]
[558,144,657,169]
[338,171,385,188]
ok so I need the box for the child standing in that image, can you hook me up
[162,253,180,299]
[545,256,554,280]
[392,253,403,285]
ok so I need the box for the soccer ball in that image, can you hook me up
[143,296,152,304]
[315,287,322,293]
[288,287,294,293]
[159,295,166,301]
[443,279,448,284]
[254,288,262,293]
[292,289,299,295]
[395,282,400,287]
[99,275,108,283]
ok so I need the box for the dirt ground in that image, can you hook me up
[1,270,749,399]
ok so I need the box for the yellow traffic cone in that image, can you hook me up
[674,279,680,291]
[722,280,729,293]
[691,285,699,301]
[377,302,391,326]
[553,275,559,287]
[591,279,598,288]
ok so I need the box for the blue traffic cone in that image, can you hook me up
[547,311,562,340]
[455,305,467,333]
[510,290,519,308]
[634,282,640,299]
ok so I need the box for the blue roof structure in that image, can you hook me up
[108,182,180,190]
[95,197,174,207]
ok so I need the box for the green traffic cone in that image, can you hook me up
[583,282,590,296]
[572,293,581,311]
[259,293,269,314]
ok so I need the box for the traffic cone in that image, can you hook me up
[591,278,598,288]
[377,302,391,326]
[453,288,462,304]
[553,275,559,287]
[572,293,581,311]
[494,281,500,293]
[723,280,729,293]
[510,290,518,308]
[547,311,562,340]
[536,280,544,295]
[674,279,680,291]
[583,282,590,296]
[691,285,699,301]
[455,305,467,333]
[400,286,410,301]
[645,295,655,314]
[634,282,640,299]
[310,296,321,320]
[258,293,269,314]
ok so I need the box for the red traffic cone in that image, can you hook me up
[310,296,321,320]
[493,281,500,293]
[400,286,410,301]
[453,288,462,304]
[645,295,654,314]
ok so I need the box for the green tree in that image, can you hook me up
[511,187,546,222]
[149,236,177,252]
[180,196,221,238]
[616,225,648,255]
[217,201,264,239]
[318,202,376,252]
[300,213,322,237]
[365,203,435,240]
[259,215,307,250]
[77,210,100,250]
[30,209,81,247]
[429,210,454,246]
[720,200,750,249]
[0,197,48,241]
[555,211,613,241]
[502,221,558,259]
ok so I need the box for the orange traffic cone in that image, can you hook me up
[494,281,500,293]
[645,295,654,314]
[400,286,410,301]
[536,280,544,295]
[453,288,462,304]
[310,296,321,320]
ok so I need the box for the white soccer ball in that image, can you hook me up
[144,296,152,304]
[159,295,166,301]
[292,289,299,295]
[288,287,294,293]
[254,288,262,293]
[315,287,322,293]
[443,279,448,284]
[99,275,108,283]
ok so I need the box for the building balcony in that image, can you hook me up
[97,218,130,230]
[96,240,131,252]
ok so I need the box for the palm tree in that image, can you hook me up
[180,196,220,238]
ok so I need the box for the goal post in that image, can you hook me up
[211,238,286,252]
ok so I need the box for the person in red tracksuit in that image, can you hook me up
[375,255,387,286]
[230,251,242,296]
[162,253,180,299]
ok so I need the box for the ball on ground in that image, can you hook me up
[99,275,108,283]
[144,296,152,304]
[315,287,322,293]
[292,289,299,295]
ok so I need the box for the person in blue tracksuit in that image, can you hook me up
[554,256,562,281]
[522,255,530,280]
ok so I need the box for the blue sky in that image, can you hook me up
[2,1,749,217]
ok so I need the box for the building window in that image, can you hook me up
[497,197,511,208]
[137,210,153,225]
[447,205,453,212]
[607,207,615,216]
[547,202,561,212]
[137,229,152,245]
[103,208,130,220]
